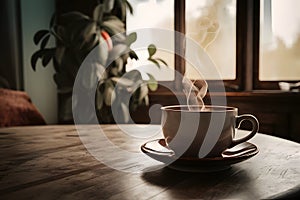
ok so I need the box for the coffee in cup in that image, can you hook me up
[161,105,259,158]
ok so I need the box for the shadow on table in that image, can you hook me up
[269,185,300,199]
[141,166,259,199]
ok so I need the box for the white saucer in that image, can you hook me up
[141,139,259,172]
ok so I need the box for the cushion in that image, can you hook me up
[0,88,46,127]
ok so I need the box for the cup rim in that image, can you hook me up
[160,105,238,113]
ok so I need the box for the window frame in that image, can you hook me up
[126,0,248,93]
[168,0,298,93]
[170,0,244,93]
[156,0,243,94]
[253,0,300,90]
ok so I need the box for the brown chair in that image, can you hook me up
[0,88,46,127]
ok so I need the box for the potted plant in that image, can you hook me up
[31,0,166,123]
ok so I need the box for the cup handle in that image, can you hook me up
[231,114,259,147]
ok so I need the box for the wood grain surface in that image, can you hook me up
[0,125,299,199]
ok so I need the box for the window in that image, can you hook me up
[185,0,236,80]
[258,0,300,89]
[126,0,300,92]
[126,0,238,89]
[126,0,175,81]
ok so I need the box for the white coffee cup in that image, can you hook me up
[161,105,259,158]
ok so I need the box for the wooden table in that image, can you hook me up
[0,125,299,199]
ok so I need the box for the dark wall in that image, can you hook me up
[0,0,23,90]
[55,0,99,16]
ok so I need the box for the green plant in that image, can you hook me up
[31,0,166,123]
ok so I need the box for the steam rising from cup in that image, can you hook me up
[182,76,208,111]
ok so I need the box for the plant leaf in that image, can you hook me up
[114,57,124,72]
[31,50,44,71]
[125,32,137,46]
[125,0,133,14]
[82,33,98,52]
[103,0,115,13]
[93,4,104,22]
[34,30,49,45]
[42,49,54,67]
[102,15,125,35]
[82,22,97,40]
[148,58,160,68]
[110,67,119,76]
[78,21,97,49]
[156,58,168,66]
[54,25,66,43]
[40,34,50,49]
[50,13,56,28]
[129,50,139,60]
[96,36,109,66]
[147,44,156,57]
[146,73,158,91]
[139,83,148,102]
